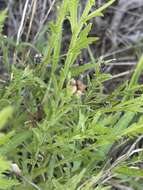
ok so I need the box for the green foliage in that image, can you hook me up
[0,107,13,129]
[1,0,143,190]
[0,107,19,189]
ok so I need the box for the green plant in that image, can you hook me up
[1,0,143,190]
[0,107,19,189]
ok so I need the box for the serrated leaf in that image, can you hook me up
[71,62,95,77]
[85,0,116,21]
[121,123,143,137]
[68,0,79,33]
[78,23,92,39]
[71,37,98,54]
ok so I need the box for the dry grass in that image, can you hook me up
[1,0,142,82]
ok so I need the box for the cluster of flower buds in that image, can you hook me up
[68,78,86,96]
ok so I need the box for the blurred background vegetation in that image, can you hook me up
[0,0,143,90]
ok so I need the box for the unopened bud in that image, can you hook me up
[11,163,21,176]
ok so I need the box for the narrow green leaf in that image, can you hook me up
[86,0,116,21]
[0,9,7,33]
[68,0,79,33]
[0,157,10,174]
[129,55,143,88]
[0,107,13,129]
[115,165,143,177]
